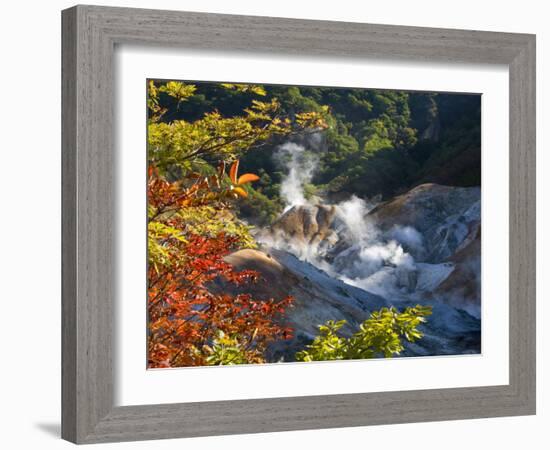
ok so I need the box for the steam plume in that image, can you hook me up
[275,143,319,210]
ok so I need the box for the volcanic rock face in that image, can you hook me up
[222,248,387,361]
[434,227,481,317]
[370,183,481,262]
[227,183,482,360]
[368,183,481,316]
[269,204,339,252]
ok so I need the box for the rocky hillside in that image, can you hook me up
[221,248,386,361]
[223,183,482,360]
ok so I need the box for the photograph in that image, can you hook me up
[146,80,482,368]
[1,1,542,447]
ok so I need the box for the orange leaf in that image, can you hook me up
[229,160,239,184]
[232,186,248,198]
[237,173,260,185]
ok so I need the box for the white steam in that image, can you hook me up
[335,195,378,243]
[275,143,319,210]
[331,195,418,292]
[387,225,425,258]
[262,141,454,302]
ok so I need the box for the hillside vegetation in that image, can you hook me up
[154,82,480,225]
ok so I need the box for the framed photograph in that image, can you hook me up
[62,5,536,444]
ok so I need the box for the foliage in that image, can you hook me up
[220,83,267,96]
[236,87,480,203]
[150,79,480,214]
[203,330,254,365]
[235,185,282,226]
[148,85,328,176]
[159,81,197,103]
[175,206,257,249]
[147,167,295,367]
[296,305,432,362]
[147,81,327,368]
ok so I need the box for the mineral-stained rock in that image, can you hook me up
[434,226,481,318]
[218,183,482,361]
[271,204,337,246]
[368,183,481,316]
[219,248,387,361]
[369,183,480,262]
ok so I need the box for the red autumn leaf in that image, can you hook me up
[229,160,239,184]
[147,164,294,369]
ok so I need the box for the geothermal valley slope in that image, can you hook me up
[222,182,481,361]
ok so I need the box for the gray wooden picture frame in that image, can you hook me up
[61,4,536,444]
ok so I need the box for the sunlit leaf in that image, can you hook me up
[237,173,260,185]
[232,186,248,198]
[229,160,239,184]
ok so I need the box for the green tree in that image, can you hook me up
[296,305,432,362]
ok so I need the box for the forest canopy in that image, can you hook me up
[150,80,481,225]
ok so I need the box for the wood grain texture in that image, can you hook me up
[61,7,77,443]
[61,4,536,444]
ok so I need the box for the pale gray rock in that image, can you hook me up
[223,183,482,360]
